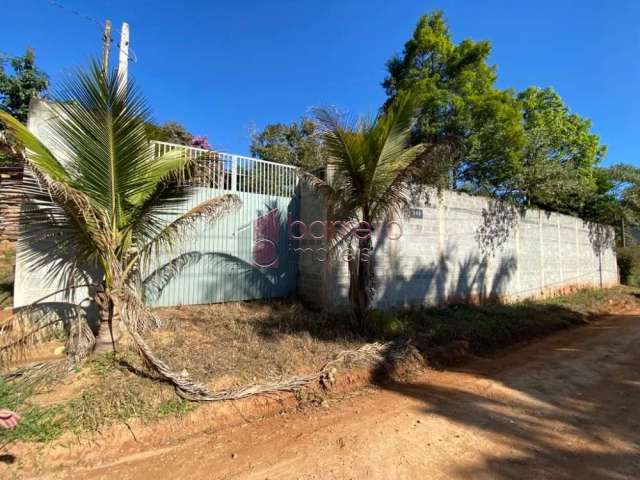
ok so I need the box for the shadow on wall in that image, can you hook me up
[142,251,279,304]
[376,243,517,309]
[474,198,521,258]
[142,198,299,305]
[587,220,616,256]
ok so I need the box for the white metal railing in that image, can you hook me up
[151,140,299,197]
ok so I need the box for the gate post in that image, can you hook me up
[231,155,238,192]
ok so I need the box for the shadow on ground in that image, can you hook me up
[371,313,640,479]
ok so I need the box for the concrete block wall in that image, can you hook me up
[298,183,619,310]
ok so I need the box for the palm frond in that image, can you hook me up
[133,194,242,278]
[14,168,107,289]
[48,62,156,226]
[297,169,334,197]
[0,111,69,182]
[0,292,95,368]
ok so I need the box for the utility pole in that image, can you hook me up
[117,22,130,89]
[101,20,112,75]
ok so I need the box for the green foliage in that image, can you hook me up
[369,310,412,338]
[65,380,153,433]
[250,119,325,170]
[365,287,635,357]
[0,380,63,444]
[384,11,607,217]
[420,303,582,353]
[0,49,48,123]
[0,49,48,165]
[383,11,524,191]
[157,398,196,418]
[616,247,640,286]
[511,87,606,215]
[306,92,454,319]
[145,120,193,145]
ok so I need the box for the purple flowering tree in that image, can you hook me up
[191,135,211,150]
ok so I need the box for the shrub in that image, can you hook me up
[616,246,640,286]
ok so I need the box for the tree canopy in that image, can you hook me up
[0,49,49,165]
[510,87,606,215]
[250,119,325,170]
[382,11,524,191]
[382,11,608,219]
[0,48,48,123]
[144,120,211,150]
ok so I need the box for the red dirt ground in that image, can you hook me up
[10,308,640,479]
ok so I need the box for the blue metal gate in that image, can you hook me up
[143,142,299,307]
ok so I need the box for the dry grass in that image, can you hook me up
[150,301,363,387]
[4,285,640,442]
[5,302,363,435]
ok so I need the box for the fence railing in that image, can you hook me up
[151,141,299,197]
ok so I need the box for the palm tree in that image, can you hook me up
[303,92,455,324]
[0,62,240,368]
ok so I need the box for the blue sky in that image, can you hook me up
[2,0,639,165]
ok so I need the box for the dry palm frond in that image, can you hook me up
[135,193,242,273]
[298,170,335,197]
[120,286,162,334]
[129,322,405,401]
[0,285,96,368]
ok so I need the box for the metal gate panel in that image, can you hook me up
[143,143,299,307]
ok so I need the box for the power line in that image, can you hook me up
[45,0,137,63]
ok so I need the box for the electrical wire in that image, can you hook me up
[45,0,138,63]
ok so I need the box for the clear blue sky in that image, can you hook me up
[2,0,638,165]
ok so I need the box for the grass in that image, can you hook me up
[1,285,638,445]
[149,301,361,386]
[0,381,63,445]
[370,286,640,357]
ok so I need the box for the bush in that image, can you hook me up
[616,246,640,286]
[369,310,412,338]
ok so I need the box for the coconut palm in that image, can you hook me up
[0,62,241,369]
[304,92,456,323]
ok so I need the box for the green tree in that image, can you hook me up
[0,49,48,165]
[583,164,640,238]
[145,121,194,145]
[510,87,606,215]
[250,119,324,170]
[384,11,607,218]
[0,48,48,123]
[383,11,524,191]
[303,93,449,323]
[0,63,240,394]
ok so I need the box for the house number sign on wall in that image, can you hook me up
[409,208,423,219]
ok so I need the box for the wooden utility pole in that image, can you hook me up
[101,20,112,75]
[118,22,130,88]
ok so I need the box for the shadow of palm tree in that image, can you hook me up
[370,312,640,479]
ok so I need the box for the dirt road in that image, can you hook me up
[42,312,640,479]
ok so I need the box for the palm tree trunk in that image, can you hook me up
[349,220,374,329]
[94,290,121,354]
